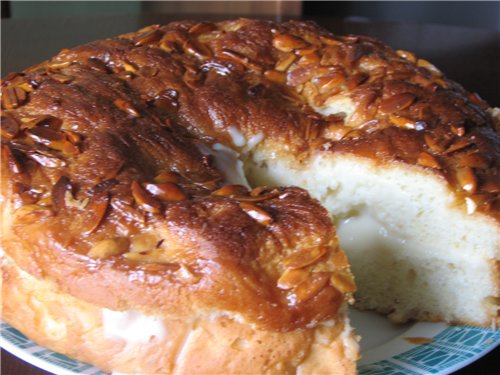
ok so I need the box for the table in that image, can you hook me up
[1,13,499,375]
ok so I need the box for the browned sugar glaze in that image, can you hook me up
[1,18,498,330]
[0,19,369,332]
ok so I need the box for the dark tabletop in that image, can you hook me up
[1,13,499,375]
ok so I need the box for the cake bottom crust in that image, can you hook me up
[1,260,359,374]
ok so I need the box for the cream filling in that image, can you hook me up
[102,308,166,344]
[227,126,247,147]
[336,210,406,256]
[195,141,249,186]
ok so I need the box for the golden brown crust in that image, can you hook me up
[2,19,498,221]
[2,260,358,375]
[0,19,366,333]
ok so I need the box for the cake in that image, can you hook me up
[1,18,499,374]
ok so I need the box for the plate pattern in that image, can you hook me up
[2,320,499,375]
[358,325,500,375]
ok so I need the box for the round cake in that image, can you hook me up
[1,18,499,374]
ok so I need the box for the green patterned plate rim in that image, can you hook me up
[1,315,499,375]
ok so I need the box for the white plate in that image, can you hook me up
[1,310,499,375]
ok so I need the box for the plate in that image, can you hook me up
[1,310,499,375]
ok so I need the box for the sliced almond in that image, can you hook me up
[51,176,72,212]
[2,86,27,109]
[2,145,23,174]
[22,115,62,130]
[1,116,20,139]
[264,70,286,84]
[87,58,109,73]
[275,54,296,72]
[189,22,217,36]
[183,39,212,59]
[292,272,331,303]
[283,246,328,269]
[114,98,140,117]
[379,93,416,114]
[272,34,308,52]
[396,50,417,63]
[239,202,273,225]
[82,194,110,235]
[130,233,161,253]
[417,152,441,169]
[133,29,163,46]
[417,59,442,76]
[330,271,356,293]
[131,181,162,213]
[212,184,249,197]
[88,237,130,259]
[456,167,477,194]
[154,171,181,183]
[219,49,261,71]
[143,182,187,202]
[277,268,309,290]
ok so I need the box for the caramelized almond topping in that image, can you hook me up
[239,202,273,225]
[114,98,140,117]
[47,60,71,69]
[51,176,72,211]
[220,49,261,71]
[212,184,249,197]
[273,34,309,52]
[456,167,477,194]
[379,93,416,114]
[51,74,74,83]
[235,191,280,203]
[183,39,212,59]
[277,268,309,290]
[417,59,442,76]
[345,72,368,90]
[389,114,420,130]
[141,66,158,78]
[82,194,110,235]
[275,54,296,72]
[292,272,331,303]
[88,237,130,259]
[188,22,217,36]
[264,70,286,84]
[26,127,79,155]
[283,246,328,269]
[330,271,356,293]
[424,133,450,153]
[417,152,441,169]
[28,150,66,168]
[319,35,342,46]
[396,50,417,63]
[444,138,470,154]
[130,233,160,253]
[2,86,27,109]
[131,181,162,213]
[22,115,62,130]
[64,190,89,210]
[142,182,187,202]
[154,171,181,183]
[87,58,109,73]
[133,29,163,46]
[2,145,23,174]
[1,116,20,139]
